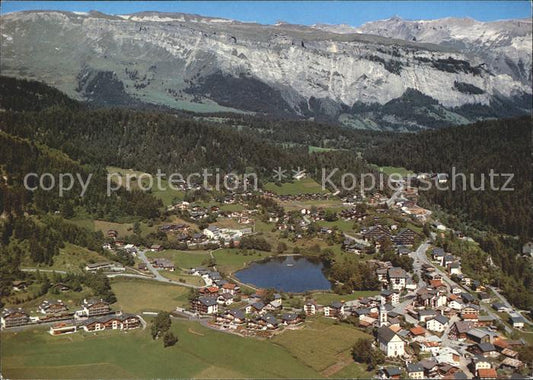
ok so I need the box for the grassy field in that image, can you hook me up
[213,249,270,273]
[107,166,185,206]
[264,178,328,195]
[1,320,320,379]
[317,219,355,233]
[111,279,190,313]
[272,317,371,373]
[370,164,414,177]
[20,243,108,274]
[159,270,206,286]
[54,243,108,272]
[146,250,210,269]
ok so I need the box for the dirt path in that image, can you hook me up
[320,354,352,377]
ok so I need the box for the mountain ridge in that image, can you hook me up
[1,10,531,130]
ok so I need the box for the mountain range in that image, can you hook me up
[1,11,531,130]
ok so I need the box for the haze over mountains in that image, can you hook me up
[1,10,531,130]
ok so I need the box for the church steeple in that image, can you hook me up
[379,296,388,327]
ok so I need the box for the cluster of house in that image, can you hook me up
[376,265,418,292]
[361,225,421,248]
[430,247,463,277]
[366,281,527,378]
[188,283,306,334]
[1,298,142,335]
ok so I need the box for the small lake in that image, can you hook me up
[234,255,331,292]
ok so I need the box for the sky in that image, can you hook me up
[1,1,530,26]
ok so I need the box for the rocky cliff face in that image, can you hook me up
[1,11,531,130]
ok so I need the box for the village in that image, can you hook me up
[1,173,532,379]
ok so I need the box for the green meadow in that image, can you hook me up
[1,320,320,379]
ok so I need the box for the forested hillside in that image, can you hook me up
[365,117,532,239]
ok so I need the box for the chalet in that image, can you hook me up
[192,296,219,315]
[362,225,391,243]
[448,298,465,311]
[220,309,246,325]
[199,286,219,295]
[449,321,474,340]
[324,302,345,318]
[431,248,445,261]
[150,244,163,252]
[217,293,234,306]
[418,309,437,323]
[477,315,496,327]
[470,355,491,373]
[80,298,111,317]
[151,258,175,271]
[491,302,508,313]
[281,313,301,325]
[478,292,491,303]
[248,314,278,330]
[466,328,492,344]
[376,268,389,282]
[81,314,141,332]
[1,308,29,328]
[461,303,479,316]
[397,247,411,256]
[381,290,400,306]
[460,292,475,304]
[221,283,239,295]
[245,302,266,315]
[426,314,449,333]
[419,359,439,378]
[448,262,462,275]
[441,254,456,267]
[509,315,526,329]
[377,326,405,357]
[269,293,283,309]
[303,299,318,315]
[468,343,499,358]
[379,367,401,379]
[39,300,68,315]
[406,363,424,379]
[388,267,408,291]
[392,228,419,246]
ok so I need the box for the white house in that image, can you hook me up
[426,315,449,333]
[377,326,405,357]
[388,267,408,291]
[510,315,525,329]
[324,302,345,318]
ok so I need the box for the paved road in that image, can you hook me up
[136,250,201,289]
[22,268,67,274]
